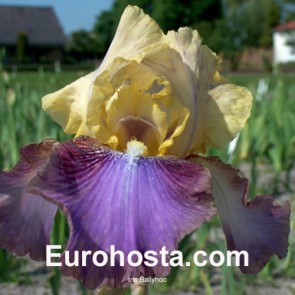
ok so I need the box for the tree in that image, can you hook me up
[152,0,222,32]
[67,30,98,61]
[71,0,285,65]
[93,11,116,57]
[92,0,223,57]
[220,0,282,49]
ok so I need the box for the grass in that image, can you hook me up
[0,70,295,294]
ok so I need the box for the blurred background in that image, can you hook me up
[1,0,295,294]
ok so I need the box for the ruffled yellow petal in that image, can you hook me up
[159,106,190,155]
[105,84,168,155]
[96,5,164,76]
[42,72,95,135]
[108,58,172,97]
[83,69,116,141]
[42,5,166,140]
[86,58,169,146]
[142,45,209,157]
[165,27,252,156]
[87,57,189,155]
[166,27,220,76]
[42,7,253,159]
[197,84,253,152]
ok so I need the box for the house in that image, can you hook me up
[0,5,66,63]
[273,20,295,64]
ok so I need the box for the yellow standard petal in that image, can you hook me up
[105,84,168,155]
[165,27,253,155]
[42,6,167,142]
[86,56,190,156]
[42,72,95,136]
[42,6,253,159]
[199,84,253,152]
[96,5,164,76]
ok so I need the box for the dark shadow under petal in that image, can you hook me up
[0,139,58,260]
[31,136,216,289]
[195,156,290,274]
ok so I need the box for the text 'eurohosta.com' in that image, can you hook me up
[46,245,249,268]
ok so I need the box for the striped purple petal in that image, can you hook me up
[31,137,215,289]
[0,139,58,260]
[195,156,290,274]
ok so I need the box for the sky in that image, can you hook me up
[0,0,114,35]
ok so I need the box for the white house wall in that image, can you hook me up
[273,31,295,64]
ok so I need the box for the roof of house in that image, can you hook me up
[0,5,66,46]
[274,20,295,32]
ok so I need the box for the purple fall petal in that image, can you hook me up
[0,139,58,260]
[195,156,290,274]
[32,136,216,289]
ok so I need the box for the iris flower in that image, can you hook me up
[0,5,290,290]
